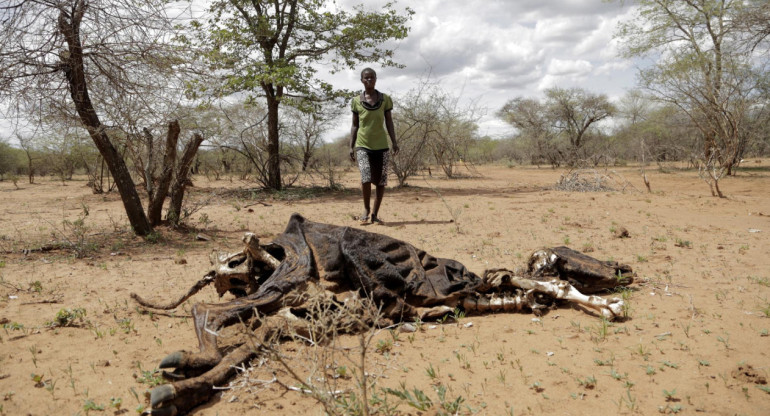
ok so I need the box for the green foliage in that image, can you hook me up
[191,0,412,99]
[382,382,432,411]
[83,398,105,413]
[186,0,412,189]
[613,0,768,183]
[135,365,163,387]
[48,308,87,328]
[0,141,24,179]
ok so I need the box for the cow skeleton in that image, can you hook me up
[132,214,633,415]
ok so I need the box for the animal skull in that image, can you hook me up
[208,233,280,297]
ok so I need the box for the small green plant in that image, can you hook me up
[609,368,623,380]
[48,308,87,328]
[425,363,437,380]
[44,378,57,398]
[592,318,610,342]
[145,231,162,244]
[83,398,105,413]
[759,301,770,318]
[31,373,44,388]
[615,389,638,412]
[747,276,770,287]
[118,318,135,334]
[450,307,465,322]
[577,375,597,389]
[435,384,464,413]
[135,365,163,387]
[675,239,692,248]
[375,338,393,354]
[455,352,471,370]
[29,280,43,293]
[497,369,507,384]
[334,366,350,379]
[530,381,544,393]
[594,355,615,367]
[698,359,710,367]
[110,397,122,410]
[663,388,678,402]
[716,335,730,349]
[382,382,432,411]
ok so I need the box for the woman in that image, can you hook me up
[349,67,399,225]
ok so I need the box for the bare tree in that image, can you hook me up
[0,0,201,235]
[390,81,439,186]
[615,0,769,196]
[213,101,278,188]
[283,102,342,172]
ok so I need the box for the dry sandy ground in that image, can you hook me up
[1,162,769,416]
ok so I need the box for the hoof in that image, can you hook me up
[150,384,176,408]
[161,370,187,381]
[160,351,184,369]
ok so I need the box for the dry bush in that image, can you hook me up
[232,292,465,415]
[554,169,641,193]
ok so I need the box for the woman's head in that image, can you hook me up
[360,67,377,80]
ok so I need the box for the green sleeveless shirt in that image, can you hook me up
[351,92,393,151]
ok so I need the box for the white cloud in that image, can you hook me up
[324,0,642,139]
[547,59,593,76]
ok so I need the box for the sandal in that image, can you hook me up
[371,216,385,225]
[359,213,370,225]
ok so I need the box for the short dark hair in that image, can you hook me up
[360,67,376,79]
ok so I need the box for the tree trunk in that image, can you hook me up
[167,133,205,226]
[24,150,34,184]
[266,95,282,190]
[147,120,180,225]
[58,3,152,236]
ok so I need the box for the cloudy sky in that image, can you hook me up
[0,0,643,143]
[322,0,642,140]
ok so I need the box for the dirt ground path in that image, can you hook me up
[1,162,768,415]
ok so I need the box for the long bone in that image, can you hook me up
[481,269,625,319]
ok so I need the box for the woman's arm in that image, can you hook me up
[384,110,399,155]
[350,112,359,162]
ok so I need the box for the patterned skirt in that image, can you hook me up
[356,147,389,186]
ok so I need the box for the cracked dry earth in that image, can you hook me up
[0,162,769,416]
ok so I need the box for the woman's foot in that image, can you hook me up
[359,212,370,225]
[371,216,384,225]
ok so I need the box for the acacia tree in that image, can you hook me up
[0,0,205,234]
[615,0,768,196]
[545,87,615,165]
[499,88,614,167]
[190,0,412,190]
[497,97,561,166]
